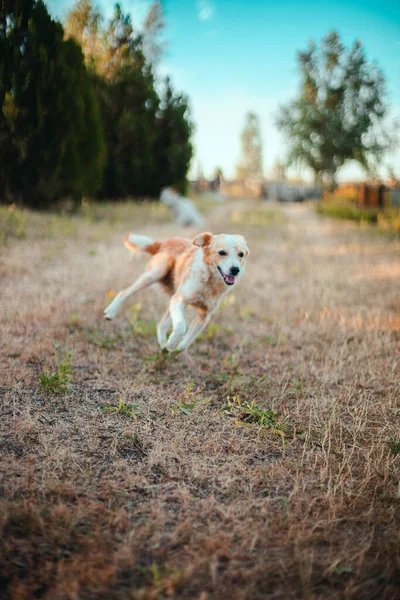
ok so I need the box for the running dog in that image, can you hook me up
[104,232,250,352]
[160,187,204,228]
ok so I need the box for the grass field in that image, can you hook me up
[1,197,400,599]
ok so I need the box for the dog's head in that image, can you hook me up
[192,232,250,287]
[160,187,178,206]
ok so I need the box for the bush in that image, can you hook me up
[0,206,27,245]
[316,201,379,224]
[316,200,400,233]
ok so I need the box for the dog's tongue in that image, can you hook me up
[225,274,235,284]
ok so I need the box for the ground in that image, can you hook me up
[1,197,399,599]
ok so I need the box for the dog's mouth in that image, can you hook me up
[217,266,236,286]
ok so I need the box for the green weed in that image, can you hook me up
[39,355,73,394]
[171,382,210,416]
[83,327,123,349]
[0,205,27,245]
[129,303,157,337]
[316,201,379,224]
[143,348,179,371]
[222,395,289,438]
[317,199,400,234]
[102,397,140,420]
[387,439,400,456]
[67,312,81,328]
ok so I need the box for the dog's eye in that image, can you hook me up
[218,250,227,256]
[238,252,244,258]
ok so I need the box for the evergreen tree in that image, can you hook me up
[155,77,194,194]
[66,1,194,199]
[0,0,105,206]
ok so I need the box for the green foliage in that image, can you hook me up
[171,382,210,416]
[276,31,393,184]
[102,397,140,420]
[129,303,157,337]
[387,439,400,456]
[155,77,194,194]
[0,0,105,207]
[39,355,73,394]
[143,348,178,372]
[222,395,289,438]
[83,327,123,349]
[67,1,194,199]
[1,0,193,207]
[316,201,379,224]
[0,206,27,245]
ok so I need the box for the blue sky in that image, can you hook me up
[48,0,400,181]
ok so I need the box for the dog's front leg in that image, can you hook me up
[157,309,172,349]
[176,311,211,352]
[166,294,187,352]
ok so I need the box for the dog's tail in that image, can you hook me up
[124,234,161,256]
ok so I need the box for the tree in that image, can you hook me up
[96,50,161,198]
[155,77,194,194]
[64,0,104,73]
[276,31,393,186]
[66,1,193,199]
[0,0,105,206]
[236,112,263,179]
[142,1,166,67]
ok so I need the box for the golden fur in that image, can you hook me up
[105,232,250,352]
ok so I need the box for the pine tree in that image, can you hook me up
[0,0,105,206]
[66,1,193,199]
[155,77,194,194]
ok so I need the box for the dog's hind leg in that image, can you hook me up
[104,258,169,320]
[157,309,172,349]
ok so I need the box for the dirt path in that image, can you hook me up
[1,198,399,599]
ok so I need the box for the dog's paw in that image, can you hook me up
[103,307,115,320]
[166,333,183,352]
[176,340,189,352]
[166,325,186,352]
[157,337,168,350]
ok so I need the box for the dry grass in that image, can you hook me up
[1,198,399,599]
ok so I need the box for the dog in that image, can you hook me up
[160,187,204,228]
[104,231,250,352]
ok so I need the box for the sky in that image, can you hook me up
[48,0,400,181]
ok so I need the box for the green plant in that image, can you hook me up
[222,395,290,438]
[39,355,73,394]
[387,439,400,456]
[143,348,181,372]
[171,382,210,416]
[129,303,157,337]
[83,328,123,349]
[0,206,27,246]
[102,398,140,420]
[316,201,379,224]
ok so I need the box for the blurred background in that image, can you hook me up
[1,0,399,215]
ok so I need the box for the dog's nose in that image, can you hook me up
[230,266,240,276]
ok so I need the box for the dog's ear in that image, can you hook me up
[237,235,250,257]
[192,232,213,247]
[243,242,250,257]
